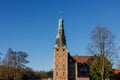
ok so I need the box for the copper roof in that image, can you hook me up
[72,56,92,63]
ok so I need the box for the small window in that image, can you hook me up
[56,72,58,76]
[63,64,65,68]
[63,72,65,76]
[56,58,58,61]
[56,53,58,55]
[56,49,59,51]
[63,58,65,61]
[84,68,87,72]
[70,59,72,62]
[79,68,83,71]
[63,52,64,55]
[56,64,58,68]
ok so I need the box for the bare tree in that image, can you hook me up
[16,51,29,80]
[2,48,29,80]
[88,26,116,80]
[2,48,13,80]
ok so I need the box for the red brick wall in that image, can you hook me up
[54,48,68,80]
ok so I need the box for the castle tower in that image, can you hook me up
[54,18,68,80]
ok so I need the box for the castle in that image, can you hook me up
[53,18,92,80]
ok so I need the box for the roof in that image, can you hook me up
[54,18,67,48]
[72,55,92,63]
[113,69,120,74]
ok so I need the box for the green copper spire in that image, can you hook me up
[54,18,67,48]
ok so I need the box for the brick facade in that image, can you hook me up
[54,48,68,80]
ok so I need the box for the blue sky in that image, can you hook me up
[0,0,120,71]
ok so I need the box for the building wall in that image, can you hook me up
[54,48,68,80]
[68,62,76,80]
[77,63,89,77]
[53,48,91,80]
